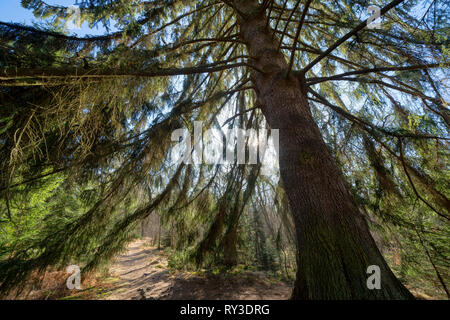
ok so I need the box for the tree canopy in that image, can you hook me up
[0,0,448,299]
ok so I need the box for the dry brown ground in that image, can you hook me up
[3,239,291,300]
[99,239,292,300]
[4,238,436,300]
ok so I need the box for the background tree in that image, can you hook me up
[0,0,448,299]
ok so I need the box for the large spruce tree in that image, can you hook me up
[0,0,448,299]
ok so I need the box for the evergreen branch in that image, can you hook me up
[305,63,448,84]
[398,139,450,221]
[308,89,449,141]
[0,62,259,81]
[277,0,303,52]
[131,1,222,47]
[0,21,124,42]
[317,77,446,106]
[271,0,289,37]
[302,0,406,73]
[287,0,313,77]
[222,106,258,127]
[414,228,450,299]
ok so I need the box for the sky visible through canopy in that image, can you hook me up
[2,0,446,171]
[0,0,109,36]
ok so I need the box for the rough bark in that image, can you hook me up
[223,226,238,267]
[234,0,413,299]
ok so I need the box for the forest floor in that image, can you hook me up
[60,238,293,300]
[7,238,437,300]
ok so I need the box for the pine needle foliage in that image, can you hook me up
[0,0,448,298]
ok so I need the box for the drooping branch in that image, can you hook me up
[307,89,449,141]
[318,77,446,107]
[305,63,447,85]
[277,0,303,52]
[398,139,450,221]
[302,0,406,73]
[361,131,450,214]
[414,228,450,299]
[0,61,259,82]
[287,0,313,76]
[0,21,124,42]
[271,0,289,37]
[131,1,223,47]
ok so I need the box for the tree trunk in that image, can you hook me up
[235,0,413,299]
[223,226,238,268]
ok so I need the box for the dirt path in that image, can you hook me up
[6,239,436,300]
[98,239,292,300]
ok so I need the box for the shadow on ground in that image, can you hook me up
[99,239,292,300]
